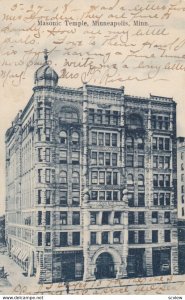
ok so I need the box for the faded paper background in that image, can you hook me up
[1,0,185,294]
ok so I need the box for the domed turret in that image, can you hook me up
[34,49,58,87]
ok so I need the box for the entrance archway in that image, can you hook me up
[95,252,115,279]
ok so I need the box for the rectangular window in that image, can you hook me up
[72,212,80,225]
[165,175,170,187]
[160,193,165,206]
[45,108,51,119]
[153,137,157,150]
[89,109,94,124]
[99,133,104,146]
[99,152,104,165]
[138,231,145,244]
[99,172,105,185]
[60,191,67,206]
[99,191,105,201]
[38,127,42,141]
[113,231,121,244]
[138,155,144,167]
[60,212,67,225]
[153,156,158,168]
[165,138,170,150]
[105,110,110,124]
[46,232,51,246]
[91,191,98,201]
[38,232,42,246]
[38,148,42,162]
[152,115,157,129]
[46,211,51,225]
[106,191,112,201]
[138,193,145,207]
[112,133,117,146]
[106,172,112,185]
[112,153,117,166]
[138,212,145,224]
[128,193,134,207]
[159,174,164,187]
[96,109,102,124]
[113,172,118,185]
[164,211,170,224]
[113,191,118,201]
[90,232,97,245]
[60,232,68,247]
[128,231,135,244]
[37,107,43,119]
[128,212,135,224]
[38,211,42,225]
[153,193,158,206]
[105,133,110,146]
[38,190,42,204]
[92,152,97,165]
[105,153,111,166]
[152,211,158,224]
[114,212,121,224]
[92,132,97,145]
[45,148,50,162]
[90,212,97,225]
[113,111,119,125]
[46,190,51,204]
[102,232,109,244]
[72,232,80,245]
[159,138,164,150]
[45,128,51,141]
[152,230,158,243]
[72,152,80,165]
[38,169,42,183]
[59,150,67,163]
[127,155,134,167]
[166,193,170,205]
[158,156,164,169]
[91,171,98,184]
[165,157,170,169]
[45,169,51,183]
[102,212,110,225]
[72,191,80,206]
[164,230,171,242]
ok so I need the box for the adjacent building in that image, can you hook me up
[5,52,178,283]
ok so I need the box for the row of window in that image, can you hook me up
[92,132,118,147]
[128,230,171,244]
[91,191,120,201]
[60,211,80,225]
[153,156,171,169]
[91,152,118,166]
[91,171,119,185]
[90,211,122,225]
[59,171,79,185]
[59,191,80,206]
[127,174,144,186]
[37,108,51,120]
[153,174,171,187]
[126,137,144,150]
[151,115,170,131]
[90,231,122,245]
[126,155,144,168]
[89,109,119,125]
[128,192,171,207]
[59,150,79,164]
[153,137,170,151]
[38,232,81,246]
[128,211,171,225]
[59,131,79,145]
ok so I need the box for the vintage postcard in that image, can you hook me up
[0,0,185,296]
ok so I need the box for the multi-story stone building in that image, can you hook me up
[5,52,178,283]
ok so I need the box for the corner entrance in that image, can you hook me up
[95,252,115,279]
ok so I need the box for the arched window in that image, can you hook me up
[181,163,184,171]
[72,172,80,184]
[59,131,67,144]
[127,114,143,128]
[126,137,133,150]
[60,107,79,123]
[127,174,134,185]
[137,138,144,150]
[59,171,67,184]
[72,132,79,145]
[138,174,144,186]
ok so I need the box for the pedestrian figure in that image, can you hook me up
[65,281,69,294]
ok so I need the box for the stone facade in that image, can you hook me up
[5,56,178,283]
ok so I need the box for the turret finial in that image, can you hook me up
[44,49,49,64]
